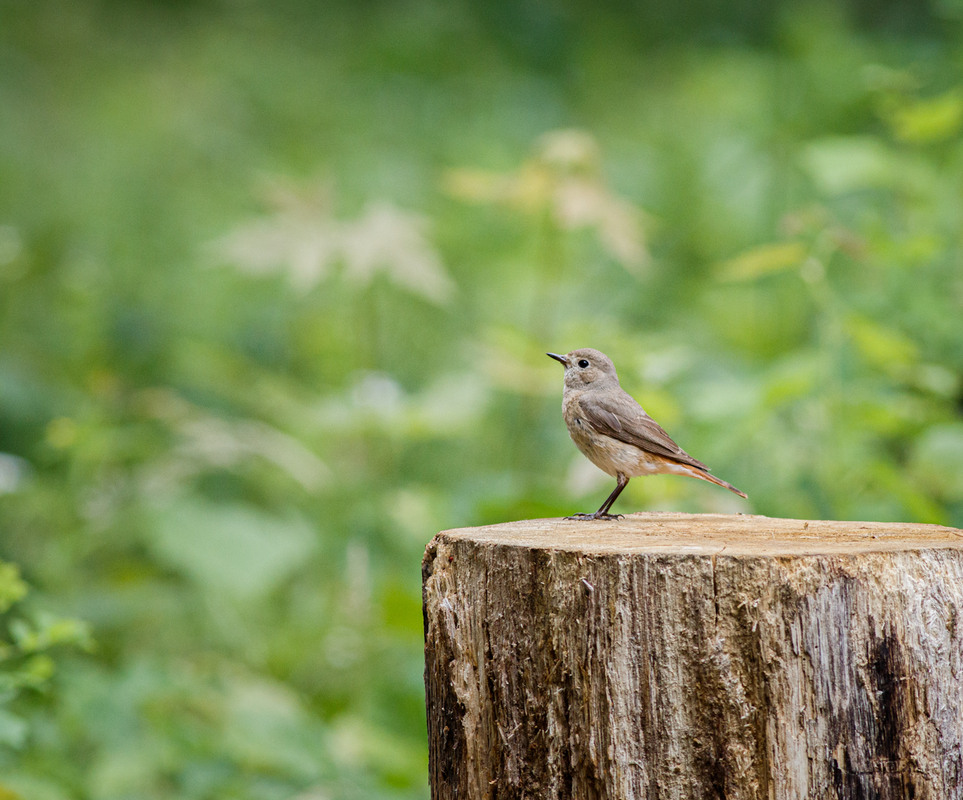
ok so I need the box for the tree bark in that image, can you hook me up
[422,512,963,800]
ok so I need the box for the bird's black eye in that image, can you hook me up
[578,359,590,368]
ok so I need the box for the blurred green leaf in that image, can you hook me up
[762,355,821,406]
[0,709,27,749]
[0,563,27,615]
[802,137,897,194]
[718,241,808,281]
[148,497,317,600]
[845,314,919,371]
[883,90,963,144]
[10,613,92,655]
[0,783,23,800]
[220,674,324,777]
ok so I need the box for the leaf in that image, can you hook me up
[10,613,93,654]
[148,497,317,599]
[845,314,918,370]
[763,354,820,405]
[0,709,27,748]
[718,241,808,281]
[0,562,27,615]
[221,675,323,777]
[801,137,897,194]
[0,782,24,800]
[0,654,55,692]
[885,90,963,144]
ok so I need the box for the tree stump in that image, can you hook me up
[422,512,963,800]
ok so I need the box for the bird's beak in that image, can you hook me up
[546,352,569,367]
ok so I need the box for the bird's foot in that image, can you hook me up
[565,512,624,521]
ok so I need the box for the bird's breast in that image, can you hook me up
[563,394,663,478]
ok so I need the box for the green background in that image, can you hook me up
[1,1,962,797]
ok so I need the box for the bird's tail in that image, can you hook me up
[692,469,748,499]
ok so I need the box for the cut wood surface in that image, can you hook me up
[422,512,963,800]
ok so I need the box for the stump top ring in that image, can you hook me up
[438,512,963,557]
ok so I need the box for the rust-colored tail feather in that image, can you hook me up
[693,469,748,499]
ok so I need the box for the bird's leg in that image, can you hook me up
[597,476,628,515]
[566,475,628,521]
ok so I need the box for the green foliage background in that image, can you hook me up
[1,1,962,797]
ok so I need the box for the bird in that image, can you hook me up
[547,348,747,519]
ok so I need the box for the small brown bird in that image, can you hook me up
[548,348,747,519]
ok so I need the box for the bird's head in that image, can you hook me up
[547,348,620,390]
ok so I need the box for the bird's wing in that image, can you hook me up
[579,391,709,471]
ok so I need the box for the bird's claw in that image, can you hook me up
[565,512,624,521]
